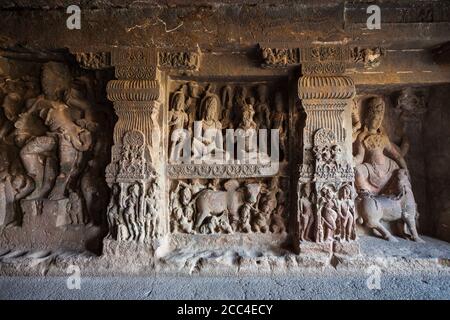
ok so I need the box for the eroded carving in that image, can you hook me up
[159,51,201,71]
[351,47,385,69]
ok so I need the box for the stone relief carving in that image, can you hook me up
[351,47,385,69]
[395,88,427,122]
[167,81,288,178]
[353,96,423,242]
[297,130,357,243]
[0,62,113,228]
[158,51,201,71]
[169,178,287,235]
[75,52,111,70]
[260,47,300,67]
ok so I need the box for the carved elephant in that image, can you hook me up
[194,180,261,231]
[356,170,424,242]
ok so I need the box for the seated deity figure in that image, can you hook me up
[192,94,227,163]
[353,97,409,195]
[236,104,270,164]
[353,96,422,242]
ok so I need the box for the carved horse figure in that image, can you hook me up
[194,179,261,231]
[356,169,424,242]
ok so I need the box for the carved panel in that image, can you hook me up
[115,65,157,80]
[166,79,289,178]
[351,47,385,69]
[75,52,111,70]
[169,178,288,235]
[259,46,300,67]
[0,62,114,231]
[111,48,157,67]
[158,50,201,71]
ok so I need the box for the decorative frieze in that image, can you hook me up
[158,50,201,71]
[75,52,111,70]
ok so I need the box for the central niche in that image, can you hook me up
[165,78,291,236]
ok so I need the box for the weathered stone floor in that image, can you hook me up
[1,235,449,299]
[1,271,449,300]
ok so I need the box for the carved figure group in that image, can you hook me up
[170,178,287,235]
[168,82,287,164]
[298,182,357,243]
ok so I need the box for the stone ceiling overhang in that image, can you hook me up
[0,0,449,51]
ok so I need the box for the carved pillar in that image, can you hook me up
[105,48,165,246]
[296,46,358,251]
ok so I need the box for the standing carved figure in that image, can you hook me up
[298,183,314,241]
[254,84,271,130]
[318,185,339,242]
[145,180,160,239]
[221,85,234,129]
[338,184,356,241]
[122,183,140,241]
[169,89,189,163]
[106,184,121,238]
[271,92,287,161]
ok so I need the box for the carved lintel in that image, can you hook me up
[259,45,300,68]
[300,46,351,75]
[158,49,201,71]
[111,47,159,80]
[351,47,385,69]
[111,48,157,67]
[75,52,111,70]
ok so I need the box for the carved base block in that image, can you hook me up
[0,199,101,253]
[169,233,289,253]
[333,240,360,256]
[102,239,156,265]
[296,241,333,256]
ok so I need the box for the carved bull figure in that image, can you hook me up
[356,169,424,242]
[194,179,261,231]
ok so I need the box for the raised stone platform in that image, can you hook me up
[0,236,448,277]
